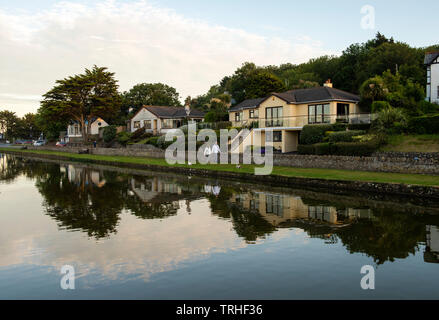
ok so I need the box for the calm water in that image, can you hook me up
[0,153,438,300]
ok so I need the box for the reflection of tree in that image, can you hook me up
[207,187,276,243]
[35,166,125,239]
[125,193,180,219]
[335,210,430,265]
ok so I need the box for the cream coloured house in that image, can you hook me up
[229,81,367,153]
[129,105,205,135]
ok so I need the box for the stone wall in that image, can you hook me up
[27,146,439,175]
[272,152,439,175]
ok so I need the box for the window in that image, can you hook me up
[437,86,439,99]
[266,131,282,142]
[133,121,140,129]
[162,119,174,129]
[249,109,259,118]
[265,107,283,127]
[266,195,283,216]
[308,104,330,124]
[427,66,431,84]
[144,120,152,129]
[235,112,243,122]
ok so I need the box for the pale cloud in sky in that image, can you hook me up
[0,0,336,116]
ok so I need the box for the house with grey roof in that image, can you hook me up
[228,80,369,153]
[425,52,439,104]
[129,105,205,135]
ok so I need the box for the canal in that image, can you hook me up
[0,153,438,299]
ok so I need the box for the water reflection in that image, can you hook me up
[1,154,439,269]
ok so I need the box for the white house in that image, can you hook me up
[425,52,439,104]
[129,105,205,135]
[66,117,109,142]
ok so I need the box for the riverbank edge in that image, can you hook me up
[2,148,439,200]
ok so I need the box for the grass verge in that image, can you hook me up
[1,147,439,187]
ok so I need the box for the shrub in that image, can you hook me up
[145,136,159,146]
[347,123,371,131]
[103,126,117,143]
[299,124,335,145]
[408,114,439,134]
[328,130,366,143]
[371,101,391,113]
[331,123,348,132]
[116,131,132,146]
[313,143,332,155]
[373,106,408,134]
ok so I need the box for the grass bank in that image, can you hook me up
[1,147,439,188]
[381,134,439,153]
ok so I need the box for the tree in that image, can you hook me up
[40,66,121,142]
[121,83,181,115]
[0,110,20,140]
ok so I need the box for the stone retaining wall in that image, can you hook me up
[27,146,439,175]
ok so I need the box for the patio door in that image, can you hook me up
[337,103,349,123]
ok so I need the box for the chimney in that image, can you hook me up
[324,79,333,88]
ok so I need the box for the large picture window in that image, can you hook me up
[308,104,330,124]
[265,107,283,127]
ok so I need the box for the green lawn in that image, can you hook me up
[381,134,439,153]
[1,147,439,187]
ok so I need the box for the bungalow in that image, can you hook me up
[228,80,368,153]
[425,52,439,104]
[129,105,205,135]
[65,117,109,143]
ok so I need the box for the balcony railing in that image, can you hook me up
[231,113,375,129]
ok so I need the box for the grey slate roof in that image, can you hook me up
[143,106,205,119]
[229,97,266,112]
[424,52,439,65]
[230,87,360,112]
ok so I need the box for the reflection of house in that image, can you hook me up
[130,177,182,203]
[228,81,368,153]
[60,165,106,187]
[425,225,439,264]
[129,105,205,135]
[229,190,372,227]
[230,192,309,226]
[66,118,109,142]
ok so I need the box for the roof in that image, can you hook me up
[133,105,205,119]
[424,52,439,65]
[230,87,360,112]
[229,97,266,112]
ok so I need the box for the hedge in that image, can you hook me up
[299,124,336,145]
[347,123,371,131]
[408,114,439,134]
[328,130,365,143]
[298,140,380,156]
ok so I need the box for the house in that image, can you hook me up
[65,117,109,143]
[425,52,439,104]
[228,80,367,153]
[129,105,205,135]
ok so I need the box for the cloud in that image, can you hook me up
[0,0,336,116]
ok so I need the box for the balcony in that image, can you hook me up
[232,113,375,129]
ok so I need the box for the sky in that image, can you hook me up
[0,0,438,116]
